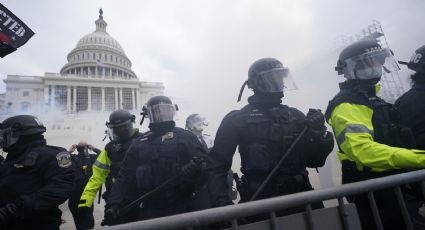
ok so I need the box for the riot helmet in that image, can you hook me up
[106,110,135,141]
[0,115,46,150]
[238,58,293,102]
[335,40,398,83]
[399,45,425,74]
[143,96,177,124]
[185,114,208,133]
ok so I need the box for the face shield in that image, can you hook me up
[106,120,133,141]
[187,115,208,132]
[147,103,176,124]
[344,48,399,80]
[0,128,19,149]
[253,67,298,92]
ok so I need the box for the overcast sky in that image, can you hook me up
[1,0,424,134]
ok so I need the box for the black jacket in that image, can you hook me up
[106,127,208,220]
[209,96,334,207]
[0,138,74,229]
[394,82,425,150]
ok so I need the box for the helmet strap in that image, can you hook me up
[237,81,248,102]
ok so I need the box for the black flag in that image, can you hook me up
[0,3,35,58]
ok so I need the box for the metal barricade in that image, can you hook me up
[103,169,425,230]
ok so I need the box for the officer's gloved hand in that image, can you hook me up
[181,157,205,178]
[305,109,326,136]
[0,202,21,225]
[101,205,120,226]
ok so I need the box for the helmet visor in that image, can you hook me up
[0,128,19,149]
[344,48,399,80]
[147,104,176,123]
[108,121,133,141]
[255,67,297,92]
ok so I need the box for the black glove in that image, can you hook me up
[101,206,120,226]
[77,206,94,229]
[0,202,20,225]
[181,157,205,178]
[305,109,325,129]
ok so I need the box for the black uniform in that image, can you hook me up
[395,82,425,150]
[209,96,334,211]
[68,149,99,230]
[106,127,208,221]
[103,132,142,201]
[0,138,74,230]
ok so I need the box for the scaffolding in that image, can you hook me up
[340,20,405,103]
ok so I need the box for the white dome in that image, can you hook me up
[60,9,137,80]
[76,31,125,55]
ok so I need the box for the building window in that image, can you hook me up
[91,87,102,111]
[110,55,112,62]
[93,53,95,60]
[55,85,67,111]
[83,67,88,77]
[122,88,133,110]
[97,67,103,76]
[105,87,115,111]
[22,91,29,97]
[76,86,88,112]
[105,68,110,77]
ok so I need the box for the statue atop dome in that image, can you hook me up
[95,8,107,32]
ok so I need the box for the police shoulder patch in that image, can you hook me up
[56,151,72,168]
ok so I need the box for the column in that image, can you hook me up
[101,87,105,112]
[67,86,71,112]
[114,88,119,110]
[135,88,140,110]
[44,85,49,111]
[95,66,98,76]
[88,87,92,111]
[73,86,77,112]
[50,85,55,110]
[119,87,123,110]
[132,88,136,110]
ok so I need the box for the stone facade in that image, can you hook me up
[2,9,164,115]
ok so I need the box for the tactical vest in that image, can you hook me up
[235,104,306,180]
[104,133,141,192]
[135,128,196,206]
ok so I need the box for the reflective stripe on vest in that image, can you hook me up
[336,124,374,145]
[94,160,110,170]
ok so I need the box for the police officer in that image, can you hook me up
[78,110,142,225]
[395,45,425,150]
[67,141,100,230]
[325,40,425,230]
[208,58,334,216]
[186,114,238,202]
[186,114,214,151]
[0,115,74,229]
[103,96,209,225]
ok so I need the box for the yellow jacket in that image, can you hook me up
[78,149,111,207]
[328,102,425,172]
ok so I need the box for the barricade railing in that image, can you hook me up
[103,169,425,230]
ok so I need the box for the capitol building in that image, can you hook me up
[2,9,164,115]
